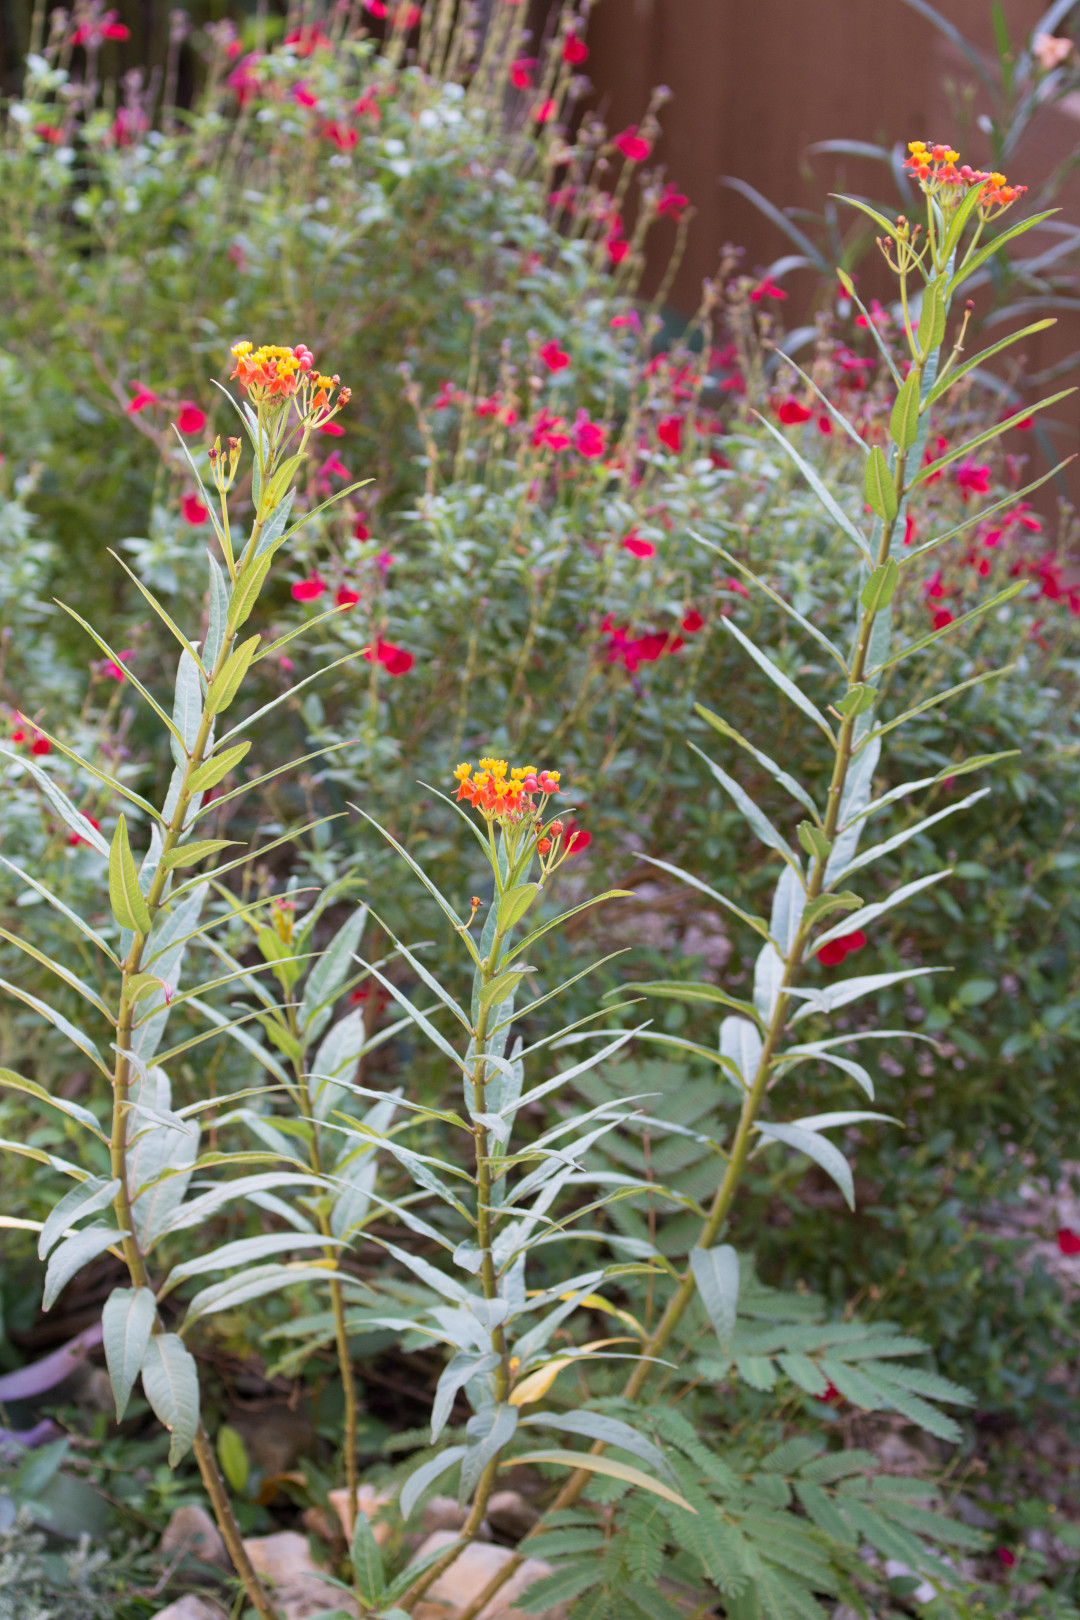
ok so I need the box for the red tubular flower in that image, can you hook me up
[177,402,206,435]
[31,734,51,756]
[777,398,812,425]
[606,234,629,264]
[227,54,264,105]
[1057,1227,1080,1256]
[954,461,991,500]
[292,576,327,602]
[321,121,358,150]
[656,183,688,220]
[353,88,381,120]
[284,24,333,54]
[103,651,134,682]
[533,98,558,124]
[750,277,788,303]
[34,124,64,144]
[322,453,351,480]
[539,339,570,372]
[563,32,588,63]
[181,494,208,525]
[657,415,684,453]
[681,609,704,633]
[932,608,955,630]
[510,56,537,89]
[614,125,651,163]
[574,412,607,459]
[997,1548,1017,1569]
[817,930,867,967]
[103,20,130,39]
[564,821,591,853]
[814,1382,843,1405]
[623,530,656,558]
[353,516,371,540]
[336,585,361,609]
[127,382,158,416]
[364,639,414,676]
[904,514,918,547]
[610,311,641,332]
[293,84,318,108]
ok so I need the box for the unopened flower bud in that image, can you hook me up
[522,772,539,791]
[550,819,564,837]
[537,837,552,854]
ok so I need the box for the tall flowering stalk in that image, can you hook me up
[427,143,1075,1620]
[0,342,360,1620]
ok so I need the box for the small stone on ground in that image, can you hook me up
[410,1529,567,1620]
[160,1504,229,1569]
[153,1597,228,1620]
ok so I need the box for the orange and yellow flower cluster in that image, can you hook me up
[453,759,561,822]
[904,142,1026,213]
[230,342,351,420]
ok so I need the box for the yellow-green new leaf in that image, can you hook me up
[863,448,897,524]
[160,840,238,872]
[505,1451,697,1513]
[205,635,260,718]
[890,372,921,451]
[917,280,946,354]
[228,551,274,632]
[860,559,899,613]
[109,815,150,934]
[188,741,251,794]
[141,1333,199,1467]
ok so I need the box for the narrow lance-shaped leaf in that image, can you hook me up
[43,1226,127,1311]
[864,447,898,524]
[38,1177,120,1259]
[756,1121,855,1211]
[102,1287,156,1422]
[0,748,110,858]
[141,1333,200,1466]
[719,619,836,743]
[690,1245,740,1353]
[506,1451,696,1512]
[109,815,151,934]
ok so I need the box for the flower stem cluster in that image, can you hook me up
[454,758,578,881]
[904,140,1027,216]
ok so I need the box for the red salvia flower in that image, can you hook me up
[177,402,206,435]
[68,816,101,847]
[997,1548,1017,1569]
[954,461,992,500]
[292,576,327,602]
[932,608,955,630]
[614,125,651,163]
[353,516,372,540]
[533,99,558,124]
[574,412,607,459]
[364,638,414,675]
[103,651,134,682]
[127,382,158,416]
[606,234,629,264]
[31,734,51,755]
[293,84,318,108]
[539,339,570,373]
[181,494,208,524]
[563,33,588,63]
[623,530,656,558]
[1057,1227,1080,1256]
[564,820,592,854]
[656,183,688,220]
[510,57,537,89]
[777,398,812,425]
[749,277,788,303]
[319,419,345,436]
[336,585,361,609]
[657,415,684,453]
[681,610,704,633]
[532,409,571,452]
[816,930,867,967]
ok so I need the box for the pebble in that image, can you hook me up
[409,1529,567,1620]
[160,1504,229,1571]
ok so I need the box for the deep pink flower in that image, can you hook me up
[103,650,134,682]
[177,402,206,435]
[1058,1227,1080,1256]
[103,20,130,39]
[606,234,629,264]
[68,816,101,848]
[657,415,683,453]
[510,57,537,89]
[293,84,318,108]
[656,183,688,220]
[364,0,387,14]
[955,461,992,500]
[855,298,888,329]
[564,820,591,854]
[533,99,558,124]
[932,608,955,630]
[127,382,158,416]
[997,1548,1017,1569]
[681,610,704,634]
[319,419,346,436]
[31,734,51,756]
[181,494,208,525]
[292,576,327,602]
[610,311,642,332]
[539,339,570,373]
[227,53,264,105]
[34,124,64,144]
[750,277,788,303]
[623,530,656,558]
[574,412,607,460]
[563,33,588,64]
[353,88,381,120]
[904,514,917,546]
[353,516,372,540]
[818,415,832,435]
[284,24,333,54]
[322,121,358,150]
[322,454,351,480]
[614,125,650,163]
[532,409,571,452]
[336,585,361,609]
[817,930,867,967]
[364,638,414,675]
[777,398,812,425]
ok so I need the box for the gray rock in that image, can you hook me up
[486,1490,540,1540]
[409,1530,567,1620]
[153,1597,228,1620]
[160,1505,229,1570]
[242,1531,356,1620]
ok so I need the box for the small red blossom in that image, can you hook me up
[623,530,656,558]
[67,816,101,848]
[921,433,950,483]
[364,638,414,676]
[932,608,955,630]
[533,98,558,125]
[610,310,642,332]
[293,84,318,108]
[319,419,346,435]
[103,650,134,682]
[564,820,592,854]
[322,121,358,151]
[353,88,381,120]
[681,610,704,634]
[336,585,361,609]
[433,380,461,410]
[322,453,351,480]
[997,1548,1017,1569]
[614,125,650,163]
[955,460,992,500]
[816,930,867,968]
[814,1382,844,1405]
[563,32,588,63]
[656,183,688,220]
[127,382,158,416]
[226,53,264,105]
[539,339,571,373]
[353,516,372,540]
[34,124,64,144]
[855,298,888,329]
[532,409,571,452]
[606,234,630,264]
[777,398,813,425]
[904,513,918,547]
[723,577,750,599]
[181,494,208,525]
[1057,1227,1080,1256]
[657,415,684,453]
[510,56,537,89]
[31,734,51,756]
[574,412,607,460]
[177,402,207,435]
[284,24,333,54]
[292,576,327,602]
[750,277,788,303]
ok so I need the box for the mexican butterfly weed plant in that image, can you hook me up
[354,146,1074,1620]
[0,342,368,1620]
